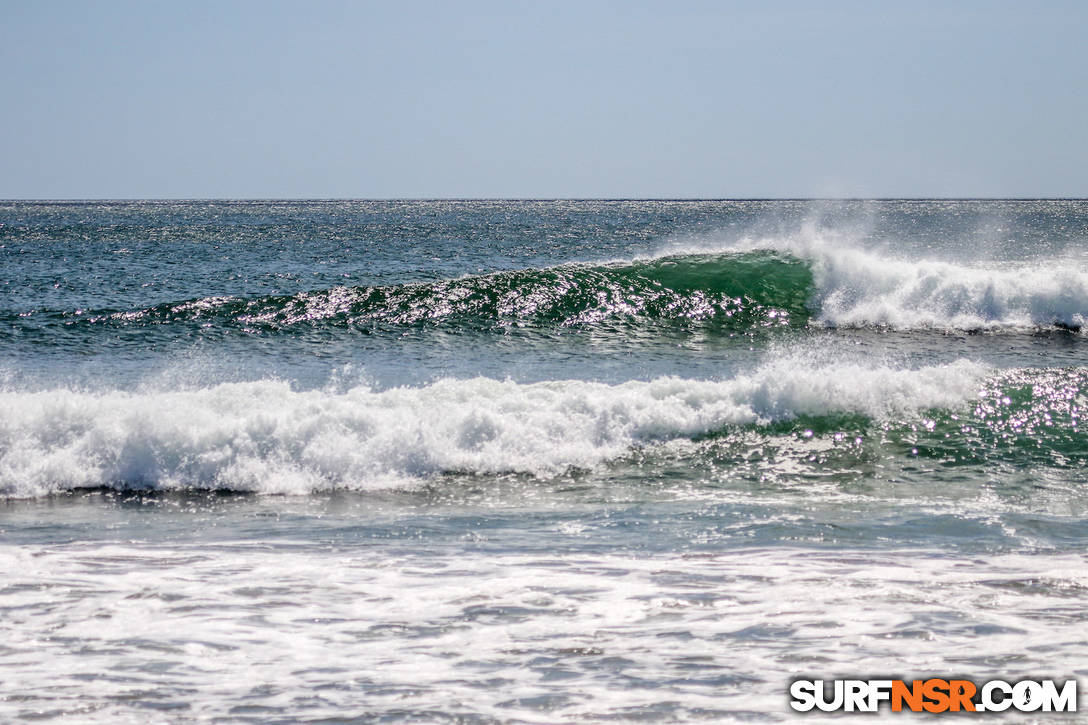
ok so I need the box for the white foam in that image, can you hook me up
[5,542,1087,721]
[0,358,986,497]
[801,241,1088,330]
[655,223,1088,330]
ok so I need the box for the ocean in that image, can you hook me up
[2,199,1087,722]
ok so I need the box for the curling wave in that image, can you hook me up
[717,232,1088,330]
[38,252,813,334]
[11,237,1088,339]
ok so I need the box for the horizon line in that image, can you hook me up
[3,196,1088,203]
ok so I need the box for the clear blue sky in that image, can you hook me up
[2,0,1086,198]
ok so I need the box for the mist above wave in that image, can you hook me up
[677,224,1088,331]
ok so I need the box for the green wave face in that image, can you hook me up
[798,367,1088,467]
[758,367,1088,471]
[633,367,1088,499]
[895,367,1088,467]
[58,252,816,334]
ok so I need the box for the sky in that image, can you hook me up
[2,0,1086,199]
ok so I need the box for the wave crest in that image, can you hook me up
[721,230,1088,330]
[0,359,986,497]
[18,229,1088,337]
[50,252,813,333]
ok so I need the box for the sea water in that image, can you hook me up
[1,200,1087,722]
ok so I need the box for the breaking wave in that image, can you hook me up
[0,359,988,497]
[735,233,1088,330]
[19,234,1088,337]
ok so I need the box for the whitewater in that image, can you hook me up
[2,199,1087,723]
[0,358,986,497]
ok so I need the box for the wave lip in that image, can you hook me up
[18,232,1087,336]
[714,230,1088,331]
[817,253,1088,330]
[0,359,986,497]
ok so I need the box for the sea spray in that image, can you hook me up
[713,225,1088,330]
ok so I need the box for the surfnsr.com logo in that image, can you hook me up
[790,679,1078,713]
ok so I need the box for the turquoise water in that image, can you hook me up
[2,200,1087,722]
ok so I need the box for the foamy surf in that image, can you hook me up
[708,227,1088,330]
[0,358,986,497]
[7,200,1088,723]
